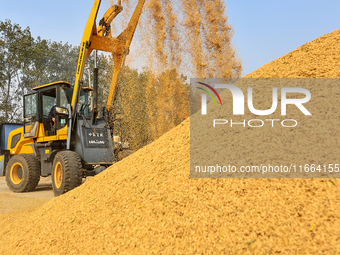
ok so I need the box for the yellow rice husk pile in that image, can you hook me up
[0,30,340,254]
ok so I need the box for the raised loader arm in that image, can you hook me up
[71,0,146,128]
[106,0,146,110]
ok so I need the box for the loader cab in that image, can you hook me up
[24,81,91,139]
[24,81,71,138]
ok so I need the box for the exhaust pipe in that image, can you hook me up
[92,50,99,125]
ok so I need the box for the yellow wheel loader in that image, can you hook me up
[0,0,146,196]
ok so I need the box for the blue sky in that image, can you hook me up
[0,0,339,76]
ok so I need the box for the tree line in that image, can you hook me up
[0,20,79,122]
[0,19,190,149]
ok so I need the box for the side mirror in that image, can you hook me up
[23,116,37,122]
[55,107,69,116]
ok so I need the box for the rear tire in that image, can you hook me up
[5,154,41,192]
[51,151,83,196]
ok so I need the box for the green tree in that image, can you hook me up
[21,38,79,89]
[0,19,33,122]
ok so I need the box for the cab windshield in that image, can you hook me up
[64,87,90,117]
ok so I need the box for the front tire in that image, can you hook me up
[5,154,41,192]
[51,151,83,196]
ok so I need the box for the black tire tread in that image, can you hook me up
[6,154,41,193]
[52,151,82,196]
[21,154,41,192]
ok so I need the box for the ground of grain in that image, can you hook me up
[0,194,49,214]
[0,177,54,214]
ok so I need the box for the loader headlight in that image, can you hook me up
[55,107,69,116]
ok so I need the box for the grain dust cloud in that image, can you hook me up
[106,0,242,150]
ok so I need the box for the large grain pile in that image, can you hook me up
[190,30,340,179]
[0,30,340,254]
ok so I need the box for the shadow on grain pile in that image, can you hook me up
[0,30,340,254]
